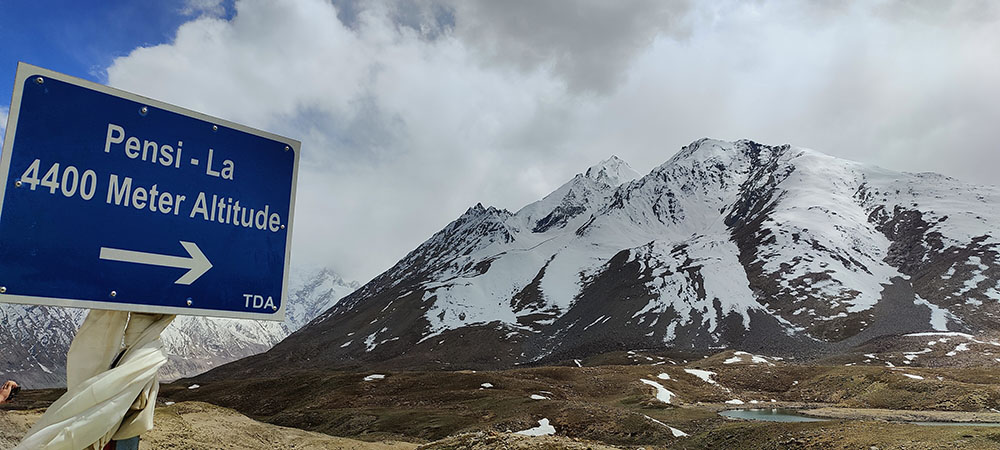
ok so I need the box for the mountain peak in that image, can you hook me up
[671,138,745,160]
[313,267,361,289]
[660,138,797,174]
[584,155,640,187]
[464,203,510,218]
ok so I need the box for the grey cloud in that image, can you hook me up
[445,0,693,93]
[547,0,1000,185]
[271,97,405,170]
[874,0,1000,25]
[331,0,455,39]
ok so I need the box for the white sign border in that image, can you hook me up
[0,62,299,322]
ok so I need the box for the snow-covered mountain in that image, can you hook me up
[0,305,88,387]
[1,267,359,387]
[209,139,999,375]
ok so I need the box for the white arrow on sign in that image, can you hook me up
[99,241,213,285]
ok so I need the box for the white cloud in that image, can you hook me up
[107,0,571,281]
[105,0,1000,283]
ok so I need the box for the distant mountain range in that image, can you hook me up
[1,267,358,387]
[205,138,999,377]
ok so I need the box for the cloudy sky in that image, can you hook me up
[2,0,998,283]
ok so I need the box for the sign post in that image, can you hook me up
[1,63,300,448]
[0,62,299,321]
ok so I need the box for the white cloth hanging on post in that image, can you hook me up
[15,309,175,450]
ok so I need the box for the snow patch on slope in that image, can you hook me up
[759,149,902,314]
[631,237,760,338]
[913,295,956,331]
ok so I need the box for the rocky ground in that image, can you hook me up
[1,398,417,449]
[7,350,1000,448]
[418,432,621,449]
[160,349,1000,448]
[0,400,631,449]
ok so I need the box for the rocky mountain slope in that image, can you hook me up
[194,139,1000,375]
[1,267,358,387]
[158,268,359,380]
[0,305,87,387]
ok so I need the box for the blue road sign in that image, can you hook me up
[0,63,299,320]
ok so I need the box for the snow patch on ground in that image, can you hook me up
[530,394,549,400]
[640,379,675,404]
[644,415,689,437]
[187,384,200,390]
[906,332,972,338]
[725,399,745,405]
[480,383,493,389]
[684,369,718,384]
[516,418,556,437]
[363,374,385,381]
[907,332,1000,349]
[946,343,970,357]
[904,348,932,360]
[722,351,775,365]
[657,373,671,380]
